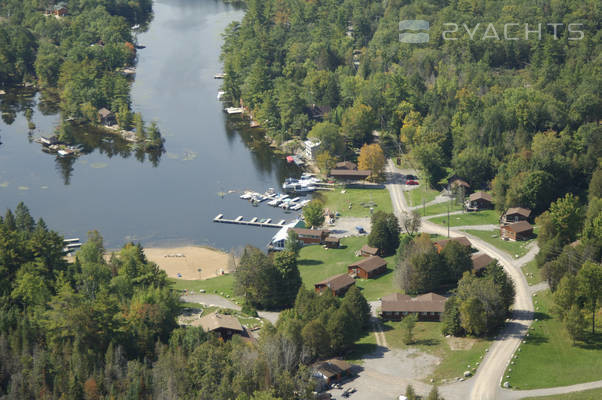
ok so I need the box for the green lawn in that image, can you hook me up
[314,188,393,218]
[298,236,397,301]
[523,388,602,400]
[522,259,544,286]
[505,290,602,389]
[404,185,440,208]
[462,229,535,258]
[382,320,491,383]
[345,329,378,364]
[170,274,236,299]
[430,209,500,227]
[417,201,464,217]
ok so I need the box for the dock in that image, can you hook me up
[225,107,244,114]
[213,214,290,228]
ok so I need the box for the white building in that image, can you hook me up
[304,140,321,160]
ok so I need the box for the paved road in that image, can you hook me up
[385,161,535,400]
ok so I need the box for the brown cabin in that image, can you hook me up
[290,228,329,245]
[501,207,532,225]
[315,274,355,297]
[466,192,494,211]
[98,108,116,126]
[471,253,495,275]
[380,292,447,321]
[335,161,357,170]
[328,169,371,180]
[324,236,340,249]
[360,244,380,257]
[433,237,472,253]
[449,178,471,192]
[199,312,244,341]
[500,221,533,241]
[348,256,387,279]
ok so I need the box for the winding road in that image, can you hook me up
[385,161,534,400]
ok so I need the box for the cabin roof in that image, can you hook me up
[506,207,531,218]
[315,274,355,292]
[199,312,243,333]
[502,220,533,233]
[471,253,495,271]
[469,191,493,202]
[381,292,447,313]
[349,255,387,272]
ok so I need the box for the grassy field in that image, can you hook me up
[314,188,393,218]
[404,185,440,208]
[430,209,500,227]
[462,229,535,258]
[382,320,491,383]
[505,290,602,389]
[522,259,544,286]
[417,201,465,217]
[298,236,397,301]
[170,274,236,298]
[523,388,602,400]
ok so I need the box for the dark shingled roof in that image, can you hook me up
[291,228,328,237]
[329,169,371,178]
[502,220,533,233]
[349,255,387,273]
[469,191,493,203]
[506,207,532,218]
[381,292,447,313]
[312,359,352,379]
[315,274,355,292]
[471,253,495,272]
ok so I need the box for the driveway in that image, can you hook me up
[181,293,280,324]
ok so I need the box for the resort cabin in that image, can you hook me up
[304,139,321,160]
[328,169,371,181]
[315,274,355,297]
[380,292,447,321]
[348,256,387,279]
[465,191,494,211]
[471,253,495,275]
[449,178,471,192]
[501,207,532,225]
[324,236,340,249]
[311,358,353,387]
[291,228,329,245]
[98,108,116,126]
[433,237,472,253]
[53,3,68,16]
[335,161,357,170]
[500,221,533,241]
[360,244,380,257]
[199,312,244,341]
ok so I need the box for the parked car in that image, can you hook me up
[406,180,419,185]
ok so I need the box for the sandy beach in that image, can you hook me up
[143,246,232,280]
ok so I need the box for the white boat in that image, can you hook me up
[132,24,140,30]
[240,192,253,200]
[267,198,282,207]
[217,90,225,100]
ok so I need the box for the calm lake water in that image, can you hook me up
[0,0,301,250]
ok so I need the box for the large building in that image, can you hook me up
[380,292,448,321]
[291,228,330,245]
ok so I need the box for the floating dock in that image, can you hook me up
[213,214,289,228]
[225,107,244,114]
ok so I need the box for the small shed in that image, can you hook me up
[500,221,533,241]
[335,161,357,170]
[324,236,340,249]
[311,358,353,386]
[360,244,380,257]
[348,256,387,279]
[466,191,494,211]
[315,274,355,297]
[471,253,495,275]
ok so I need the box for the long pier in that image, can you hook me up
[213,214,288,228]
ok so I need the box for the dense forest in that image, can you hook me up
[221,0,601,212]
[0,0,151,122]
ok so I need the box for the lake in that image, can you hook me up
[0,0,302,250]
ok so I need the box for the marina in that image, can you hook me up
[213,214,290,228]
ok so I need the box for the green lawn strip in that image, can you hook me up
[404,185,440,208]
[462,229,535,258]
[298,236,397,301]
[314,188,393,218]
[430,209,500,227]
[170,274,237,299]
[505,290,602,389]
[382,320,491,383]
[417,201,464,217]
[345,330,378,365]
[522,259,544,286]
[522,388,602,400]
